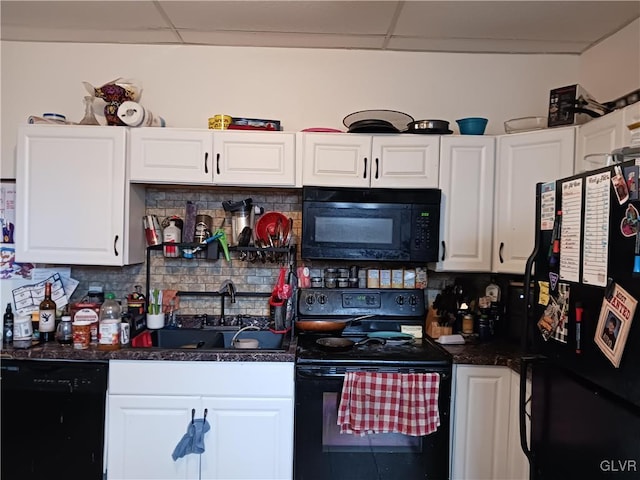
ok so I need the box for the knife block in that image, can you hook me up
[425,307,452,339]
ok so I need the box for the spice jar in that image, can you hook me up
[462,314,474,334]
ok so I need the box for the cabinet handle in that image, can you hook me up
[204,152,209,174]
[113,235,119,257]
[375,158,379,179]
[363,158,368,179]
[441,241,446,261]
[499,242,504,263]
[216,153,220,175]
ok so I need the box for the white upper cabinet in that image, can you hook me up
[435,136,495,272]
[212,130,296,186]
[129,128,296,187]
[300,132,439,188]
[129,128,214,184]
[16,125,145,266]
[575,103,640,173]
[494,127,575,274]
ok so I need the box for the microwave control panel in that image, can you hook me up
[410,204,439,262]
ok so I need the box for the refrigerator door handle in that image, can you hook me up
[519,355,546,477]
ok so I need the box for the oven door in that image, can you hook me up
[294,365,451,480]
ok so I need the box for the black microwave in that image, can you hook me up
[301,186,441,262]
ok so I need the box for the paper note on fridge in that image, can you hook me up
[582,171,610,287]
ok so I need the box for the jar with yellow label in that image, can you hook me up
[462,314,474,334]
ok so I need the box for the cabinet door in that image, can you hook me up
[451,365,511,480]
[435,136,495,272]
[129,128,214,184]
[506,371,531,480]
[300,132,371,187]
[16,125,143,266]
[622,102,640,146]
[494,128,575,274]
[200,396,294,480]
[106,395,200,479]
[213,131,296,186]
[370,135,440,188]
[574,109,624,173]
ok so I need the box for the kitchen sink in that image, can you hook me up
[146,328,286,351]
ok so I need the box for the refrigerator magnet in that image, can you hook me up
[612,165,630,205]
[620,204,639,238]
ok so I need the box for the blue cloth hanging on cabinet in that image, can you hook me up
[172,409,210,461]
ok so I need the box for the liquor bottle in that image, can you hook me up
[39,282,57,342]
[3,303,14,346]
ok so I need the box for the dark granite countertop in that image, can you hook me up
[2,334,525,371]
[0,336,297,363]
[442,337,526,373]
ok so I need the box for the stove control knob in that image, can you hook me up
[395,295,405,305]
[317,294,327,305]
[409,295,418,306]
[305,295,315,305]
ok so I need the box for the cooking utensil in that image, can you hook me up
[255,211,289,245]
[405,119,452,134]
[343,109,414,131]
[295,315,375,333]
[347,119,399,133]
[315,336,386,352]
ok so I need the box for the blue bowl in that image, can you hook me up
[456,117,488,135]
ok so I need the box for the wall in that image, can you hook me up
[578,18,640,102]
[0,41,582,177]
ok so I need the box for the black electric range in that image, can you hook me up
[295,288,452,368]
[294,288,452,480]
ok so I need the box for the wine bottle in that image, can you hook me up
[39,282,57,342]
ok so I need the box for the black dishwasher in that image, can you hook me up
[1,359,108,480]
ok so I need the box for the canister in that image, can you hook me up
[13,315,33,348]
[70,302,101,344]
[462,314,474,334]
[143,215,162,246]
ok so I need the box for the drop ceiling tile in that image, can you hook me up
[0,0,169,30]
[159,0,400,35]
[395,1,640,43]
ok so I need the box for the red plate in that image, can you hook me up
[255,211,289,244]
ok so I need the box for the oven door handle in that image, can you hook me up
[296,368,450,379]
[297,369,345,378]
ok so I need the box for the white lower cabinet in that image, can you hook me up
[106,361,294,480]
[450,365,529,480]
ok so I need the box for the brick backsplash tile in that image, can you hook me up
[66,185,491,317]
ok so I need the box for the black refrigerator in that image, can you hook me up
[520,155,640,480]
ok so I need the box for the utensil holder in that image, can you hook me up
[147,313,165,329]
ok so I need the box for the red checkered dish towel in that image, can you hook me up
[337,372,441,437]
